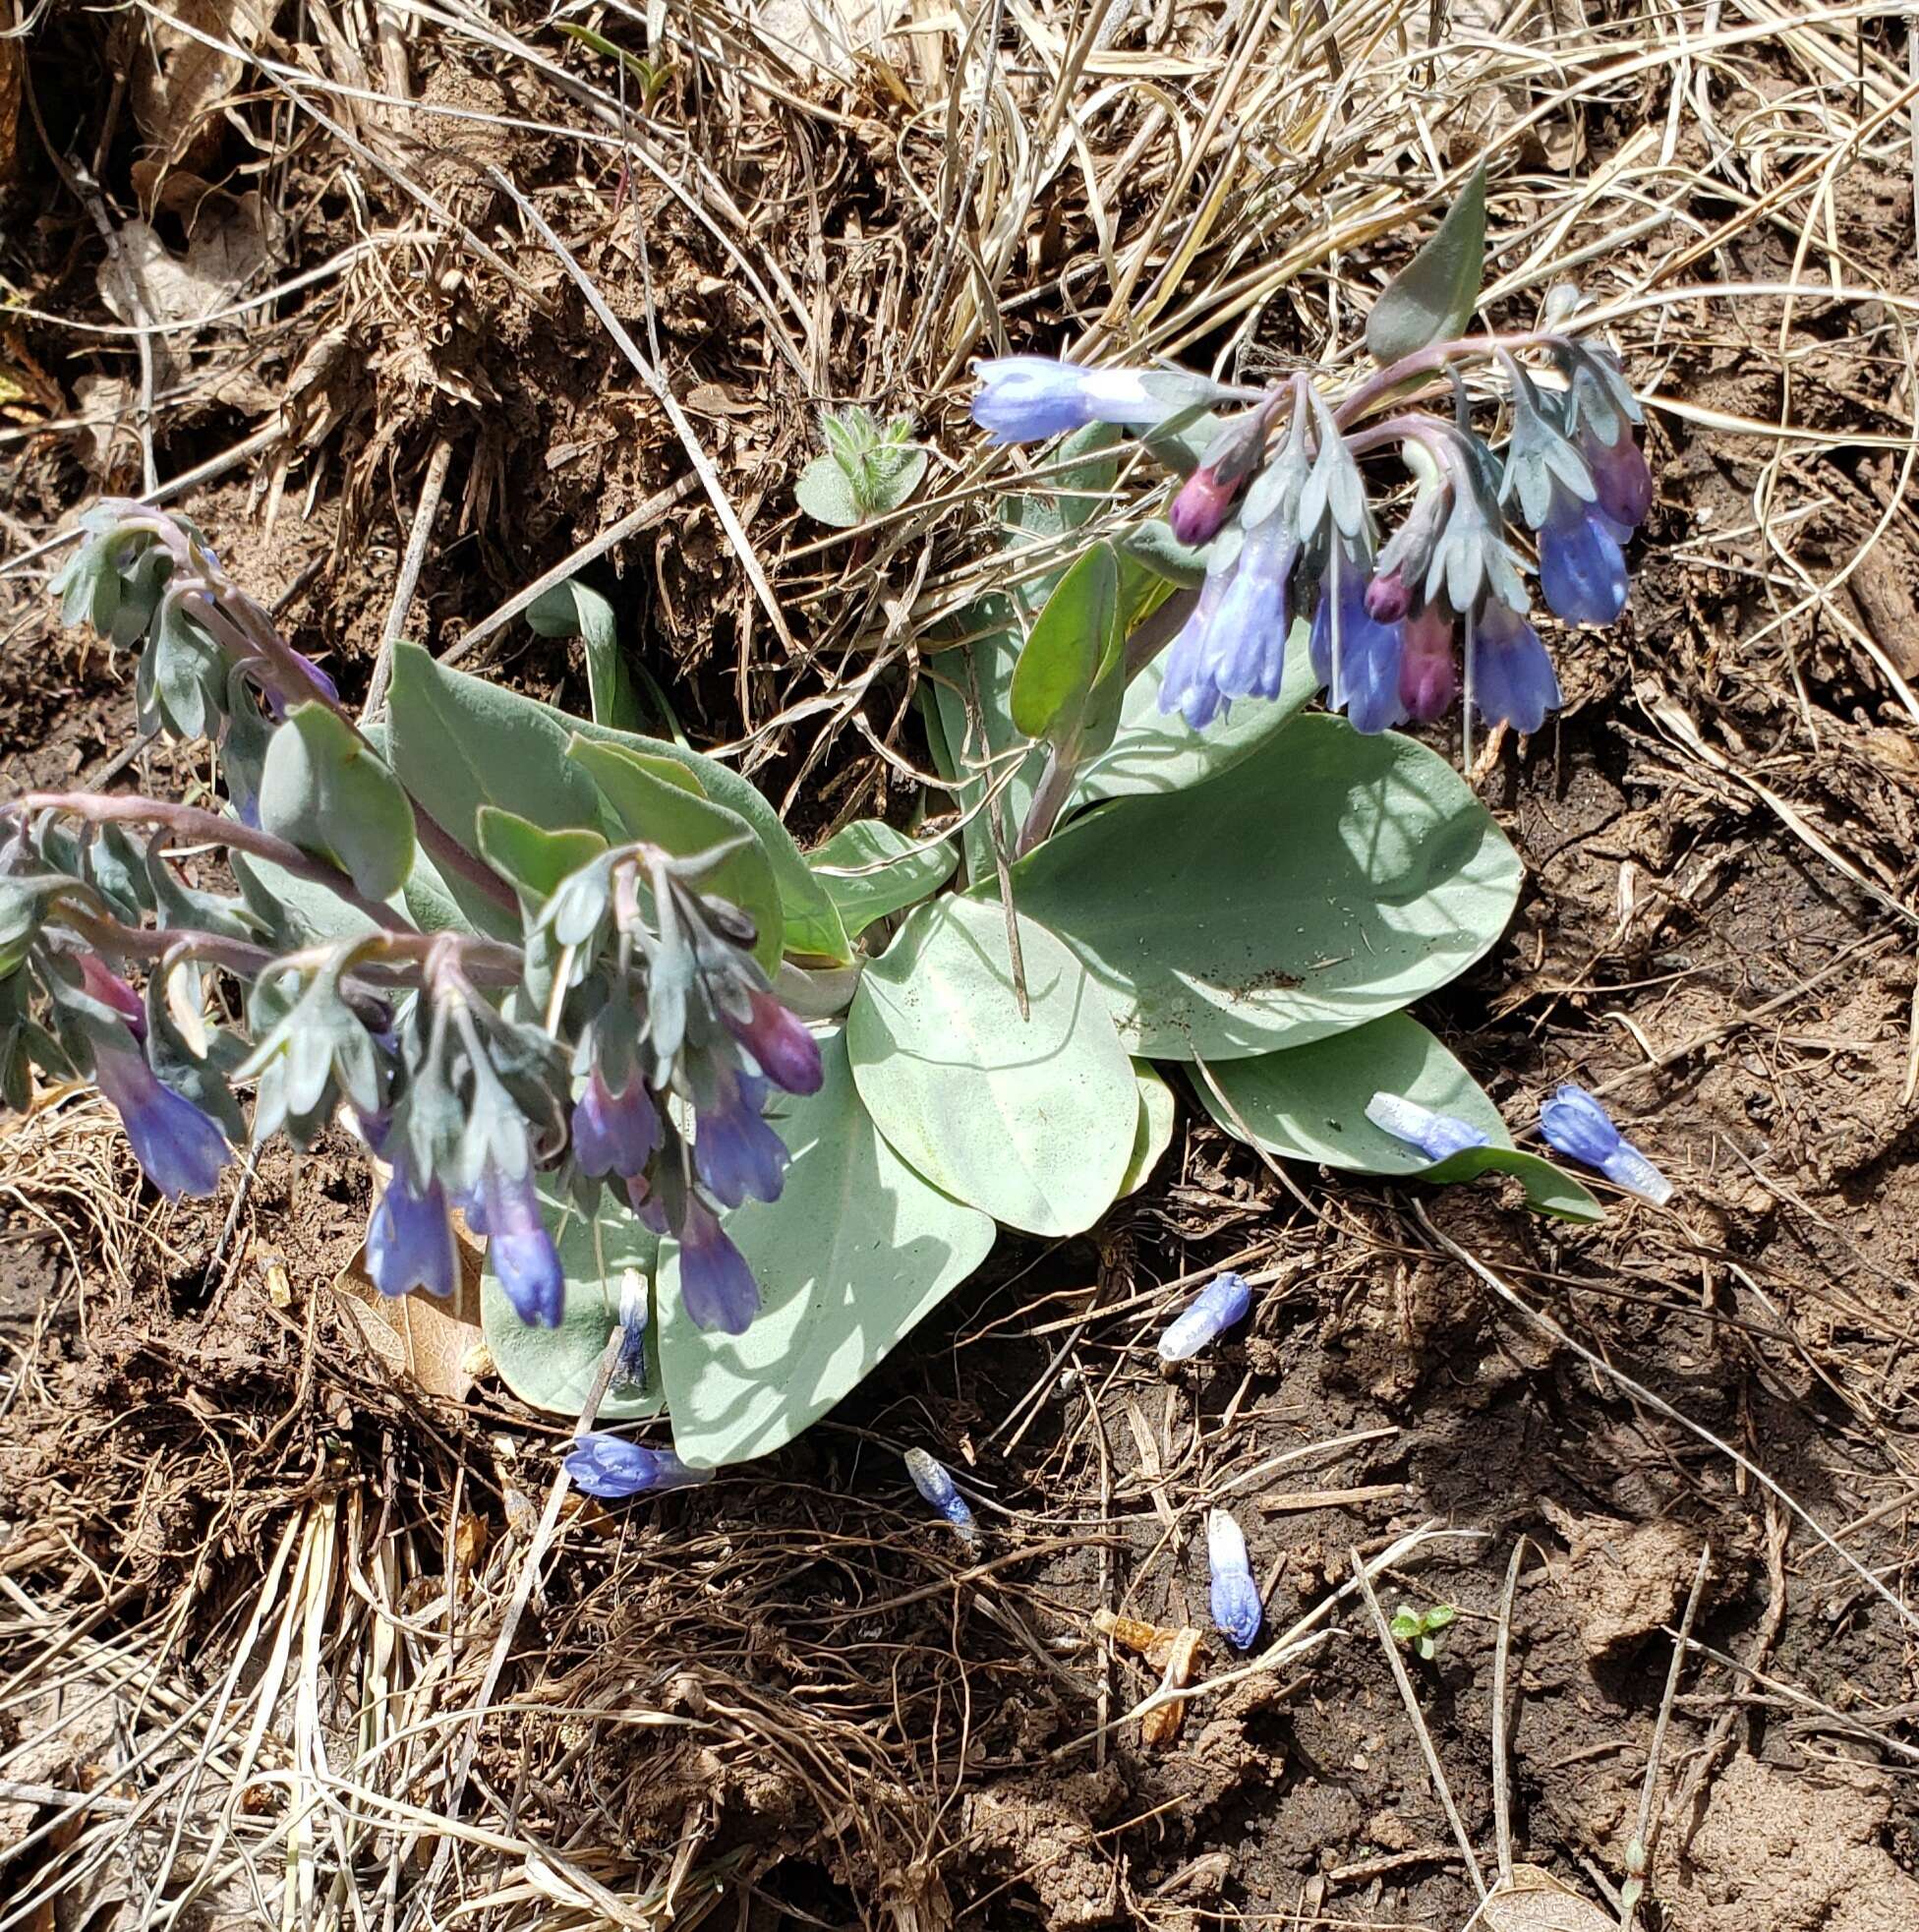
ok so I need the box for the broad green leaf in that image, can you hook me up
[658,1029,994,1466]
[808,819,957,937]
[482,1184,664,1420]
[1196,1013,1599,1221]
[862,443,928,516]
[1121,517,1209,588]
[258,703,416,902]
[528,579,644,733]
[1072,617,1317,807]
[1009,714,1522,1060]
[846,894,1135,1235]
[1120,1062,1177,1198]
[1010,543,1120,744]
[794,455,863,528]
[567,738,783,974]
[477,806,608,904]
[1365,163,1488,366]
[231,852,388,947]
[386,642,849,960]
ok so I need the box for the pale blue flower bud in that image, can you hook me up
[1366,1091,1491,1163]
[1207,1507,1262,1649]
[904,1448,980,1550]
[1157,1270,1251,1362]
[1539,1083,1671,1205]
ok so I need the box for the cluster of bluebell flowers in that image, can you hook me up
[970,327,1650,745]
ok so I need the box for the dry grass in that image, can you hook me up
[3,0,1919,1926]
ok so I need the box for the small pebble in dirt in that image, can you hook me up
[1206,1506,1263,1649]
[904,1448,981,1551]
[1539,1082,1672,1204]
[1157,1270,1252,1363]
[1365,1090,1492,1162]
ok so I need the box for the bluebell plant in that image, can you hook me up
[2,501,823,1359]
[971,303,1648,782]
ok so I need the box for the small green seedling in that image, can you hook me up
[1390,1602,1457,1661]
[795,406,928,528]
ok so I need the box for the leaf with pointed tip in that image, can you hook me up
[808,820,956,937]
[259,702,417,902]
[1366,164,1488,365]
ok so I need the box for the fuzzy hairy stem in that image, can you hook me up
[14,790,414,933]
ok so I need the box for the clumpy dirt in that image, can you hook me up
[3,5,1919,1928]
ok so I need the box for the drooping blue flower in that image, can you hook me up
[675,1197,759,1334]
[903,1447,981,1550]
[1579,427,1652,531]
[1366,1091,1491,1163]
[563,1431,709,1499]
[367,1153,458,1299]
[970,358,1159,444]
[725,988,823,1096]
[1207,1507,1263,1650]
[92,1035,229,1200]
[1539,496,1628,625]
[1539,1083,1672,1205]
[1309,566,1407,734]
[1158,1270,1252,1362]
[571,1068,661,1181]
[694,1067,788,1208]
[1471,602,1561,735]
[1156,570,1232,731]
[1156,521,1295,731]
[481,1160,563,1326]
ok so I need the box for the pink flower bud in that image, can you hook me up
[1168,467,1240,548]
[1398,607,1458,723]
[1364,567,1412,623]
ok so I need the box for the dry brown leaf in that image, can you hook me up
[332,1223,489,1403]
[1472,1865,1614,1932]
[132,0,273,170]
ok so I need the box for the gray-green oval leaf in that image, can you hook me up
[658,1028,995,1467]
[1365,163,1488,366]
[1196,1013,1601,1221]
[809,819,957,937]
[1010,714,1522,1060]
[258,702,416,902]
[846,895,1136,1235]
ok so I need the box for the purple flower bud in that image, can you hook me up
[1157,1270,1251,1362]
[563,1431,710,1499]
[80,957,146,1037]
[287,649,339,707]
[572,1068,662,1180]
[482,1162,563,1327]
[1168,466,1240,547]
[1365,566,1413,624]
[1472,602,1561,735]
[694,1068,789,1208]
[1539,1082,1671,1205]
[367,1154,458,1298]
[92,1035,229,1200]
[676,1197,759,1334]
[726,988,823,1096]
[1398,607,1458,723]
[1207,1507,1263,1649]
[1539,497,1627,626]
[1581,429,1652,530]
[970,358,1158,444]
[1366,1091,1491,1163]
[904,1447,981,1549]
[1310,570,1407,735]
[624,1170,670,1235]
